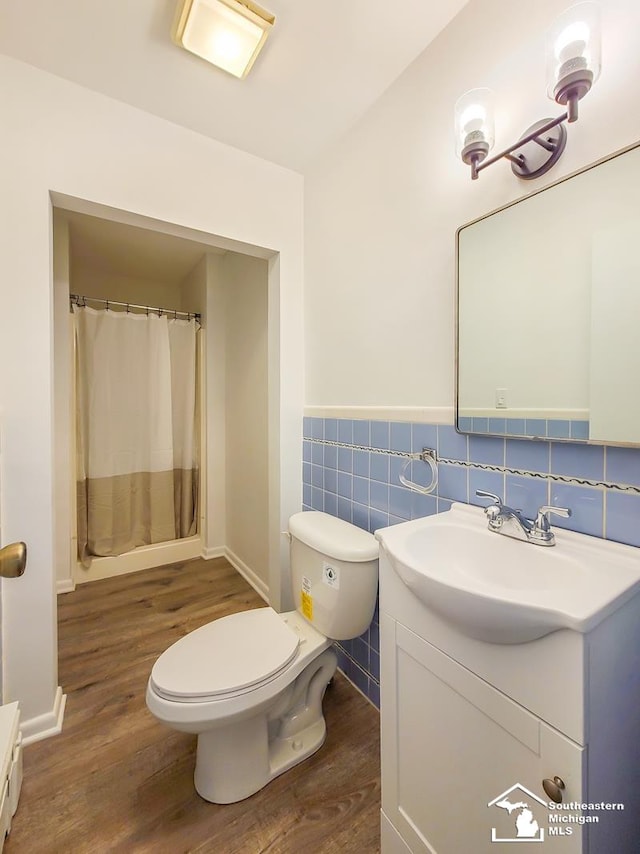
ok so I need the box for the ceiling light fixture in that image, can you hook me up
[172,0,275,79]
[455,1,601,180]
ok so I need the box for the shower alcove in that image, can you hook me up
[52,207,271,602]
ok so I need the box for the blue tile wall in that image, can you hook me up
[461,418,590,440]
[302,417,640,708]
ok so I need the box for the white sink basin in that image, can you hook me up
[375,503,640,644]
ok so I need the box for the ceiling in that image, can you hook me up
[0,0,469,172]
[66,210,224,283]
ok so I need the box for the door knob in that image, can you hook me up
[542,776,565,803]
[0,542,27,578]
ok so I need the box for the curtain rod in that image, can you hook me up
[69,293,201,323]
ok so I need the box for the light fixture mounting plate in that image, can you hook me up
[510,119,567,180]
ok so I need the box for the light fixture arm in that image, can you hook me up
[458,3,601,182]
[566,90,580,122]
[471,111,569,180]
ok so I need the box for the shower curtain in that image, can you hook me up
[73,305,198,567]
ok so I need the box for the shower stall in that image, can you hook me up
[72,295,201,570]
[53,208,271,595]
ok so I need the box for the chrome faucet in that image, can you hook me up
[475,490,571,547]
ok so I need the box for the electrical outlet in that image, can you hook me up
[495,388,507,409]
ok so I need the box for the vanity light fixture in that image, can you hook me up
[455,1,601,180]
[172,0,275,79]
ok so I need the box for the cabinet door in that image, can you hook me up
[381,617,584,854]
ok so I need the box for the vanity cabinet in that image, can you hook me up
[379,550,640,854]
[0,703,21,853]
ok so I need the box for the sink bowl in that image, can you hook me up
[375,503,640,644]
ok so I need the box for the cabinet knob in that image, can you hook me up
[542,776,566,803]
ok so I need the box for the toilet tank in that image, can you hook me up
[288,511,379,640]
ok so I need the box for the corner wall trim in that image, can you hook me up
[224,548,269,603]
[21,686,66,746]
[56,579,76,595]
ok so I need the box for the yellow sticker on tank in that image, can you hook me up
[301,591,313,621]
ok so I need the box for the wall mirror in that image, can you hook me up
[456,140,640,447]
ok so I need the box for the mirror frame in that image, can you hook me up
[455,138,640,447]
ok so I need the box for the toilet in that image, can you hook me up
[145,511,379,804]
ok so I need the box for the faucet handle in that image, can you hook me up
[535,505,572,532]
[475,489,503,507]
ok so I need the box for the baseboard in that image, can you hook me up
[56,578,76,595]
[381,810,413,854]
[200,545,225,560]
[20,686,66,746]
[224,548,269,603]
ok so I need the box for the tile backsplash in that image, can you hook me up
[302,417,640,708]
[459,416,590,441]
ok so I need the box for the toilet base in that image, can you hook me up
[195,715,328,804]
[269,716,327,782]
[194,649,336,803]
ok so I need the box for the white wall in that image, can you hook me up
[181,258,207,315]
[52,214,74,591]
[0,55,303,740]
[181,257,209,547]
[201,254,227,555]
[71,264,187,312]
[191,250,270,593]
[224,254,269,590]
[304,0,640,414]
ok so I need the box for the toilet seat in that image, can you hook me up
[150,608,300,703]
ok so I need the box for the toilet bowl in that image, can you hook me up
[146,511,379,803]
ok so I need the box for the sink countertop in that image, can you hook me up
[375,502,640,644]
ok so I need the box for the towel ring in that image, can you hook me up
[399,448,438,495]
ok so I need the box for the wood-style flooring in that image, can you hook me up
[6,558,381,853]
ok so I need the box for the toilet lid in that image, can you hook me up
[150,608,300,701]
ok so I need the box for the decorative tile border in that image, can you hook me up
[303,436,640,495]
[435,456,640,495]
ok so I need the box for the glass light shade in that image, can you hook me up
[454,89,495,159]
[173,0,275,79]
[547,2,601,101]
